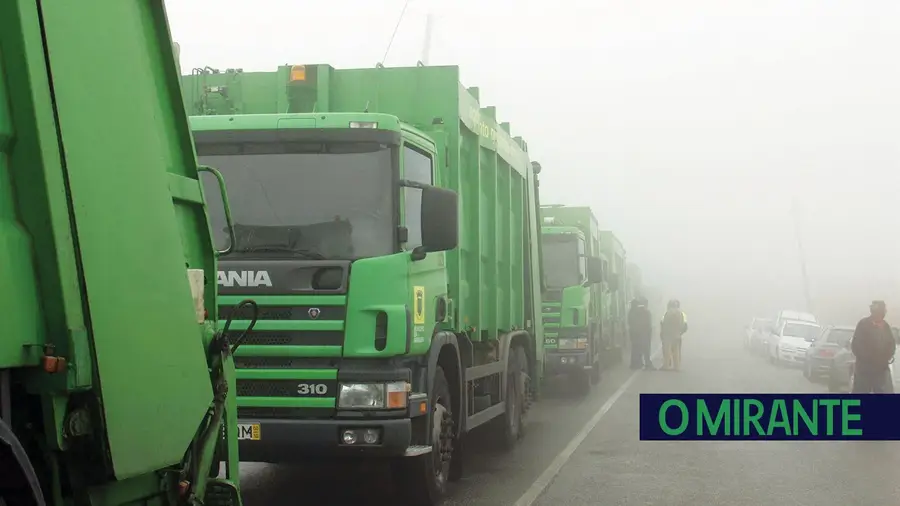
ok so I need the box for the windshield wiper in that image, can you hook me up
[236,246,327,260]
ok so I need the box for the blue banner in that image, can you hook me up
[639,394,900,440]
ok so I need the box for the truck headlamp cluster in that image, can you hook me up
[338,381,409,409]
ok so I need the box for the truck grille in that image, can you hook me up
[220,304,346,321]
[230,330,343,347]
[234,357,337,369]
[237,379,338,398]
[220,295,346,417]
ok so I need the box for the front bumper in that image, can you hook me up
[545,349,590,375]
[237,417,417,462]
[806,356,832,376]
[778,349,808,364]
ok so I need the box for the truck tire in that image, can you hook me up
[494,345,526,450]
[573,368,591,396]
[515,346,530,439]
[393,366,454,506]
[590,337,601,384]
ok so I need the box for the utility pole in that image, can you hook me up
[420,10,435,65]
[791,196,814,314]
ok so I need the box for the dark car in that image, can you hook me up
[745,317,773,355]
[803,325,853,384]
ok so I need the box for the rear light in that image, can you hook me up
[817,349,835,358]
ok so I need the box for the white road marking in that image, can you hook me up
[513,347,661,506]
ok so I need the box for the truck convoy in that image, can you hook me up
[538,206,606,392]
[181,63,544,505]
[2,2,247,506]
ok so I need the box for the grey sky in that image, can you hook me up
[169,0,900,328]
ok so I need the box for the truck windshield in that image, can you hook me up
[198,141,394,260]
[542,235,581,288]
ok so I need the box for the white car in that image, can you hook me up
[767,320,821,366]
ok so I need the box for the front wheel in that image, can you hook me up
[393,366,454,506]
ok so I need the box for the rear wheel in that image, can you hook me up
[494,345,527,450]
[394,366,454,506]
[590,345,601,384]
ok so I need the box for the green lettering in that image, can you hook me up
[659,399,689,435]
[792,399,817,435]
[697,399,729,436]
[819,399,840,435]
[732,397,739,435]
[766,399,792,435]
[841,399,862,436]
[742,399,766,435]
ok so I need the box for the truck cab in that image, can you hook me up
[539,207,606,392]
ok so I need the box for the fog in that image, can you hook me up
[169,0,900,334]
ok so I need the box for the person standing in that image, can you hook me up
[628,296,654,370]
[660,299,688,371]
[850,300,896,393]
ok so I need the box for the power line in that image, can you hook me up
[381,0,412,66]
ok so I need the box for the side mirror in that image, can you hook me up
[419,185,459,256]
[586,256,604,284]
[607,273,620,292]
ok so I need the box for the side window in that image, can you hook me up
[576,239,587,282]
[403,144,433,249]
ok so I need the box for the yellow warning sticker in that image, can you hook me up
[413,286,426,325]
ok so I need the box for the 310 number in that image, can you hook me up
[297,383,329,396]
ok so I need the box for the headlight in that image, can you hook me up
[338,381,409,409]
[558,338,589,350]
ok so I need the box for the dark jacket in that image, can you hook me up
[851,316,896,371]
[628,305,652,340]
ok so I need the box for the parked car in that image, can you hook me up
[767,320,821,366]
[828,326,900,392]
[745,317,773,351]
[804,325,853,383]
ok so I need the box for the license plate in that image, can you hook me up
[237,423,261,441]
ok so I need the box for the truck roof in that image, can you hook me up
[183,63,531,176]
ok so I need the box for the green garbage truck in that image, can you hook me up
[1,2,245,506]
[182,63,544,504]
[599,231,628,363]
[538,206,606,392]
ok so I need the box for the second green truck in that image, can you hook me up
[183,63,544,505]
[538,205,608,392]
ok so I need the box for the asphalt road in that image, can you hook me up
[236,330,899,506]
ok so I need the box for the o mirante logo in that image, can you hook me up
[639,394,900,441]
